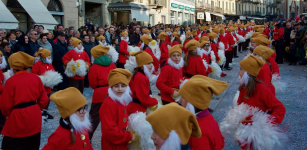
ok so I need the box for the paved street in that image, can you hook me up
[8,51,305,150]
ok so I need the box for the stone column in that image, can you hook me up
[101,1,110,27]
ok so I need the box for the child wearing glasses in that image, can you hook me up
[42,87,93,150]
[99,68,136,149]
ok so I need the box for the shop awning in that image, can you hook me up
[17,0,58,30]
[247,16,266,20]
[108,3,149,22]
[205,12,211,21]
[211,12,226,20]
[0,0,19,29]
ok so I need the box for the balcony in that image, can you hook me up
[255,11,261,15]
[204,4,211,10]
[148,0,165,9]
[196,2,204,10]
[244,11,251,15]
[215,7,222,13]
[266,11,272,15]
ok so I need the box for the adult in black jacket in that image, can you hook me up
[82,35,93,88]
[53,33,69,90]
[283,22,293,61]
[14,34,30,53]
[27,30,40,56]
[129,27,141,46]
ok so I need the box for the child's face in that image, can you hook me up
[290,42,294,45]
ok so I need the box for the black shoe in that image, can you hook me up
[208,108,214,113]
[234,56,239,58]
[225,67,232,70]
[47,113,54,119]
[42,111,54,119]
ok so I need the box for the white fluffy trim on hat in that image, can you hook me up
[272,74,287,93]
[65,59,77,77]
[218,50,226,66]
[107,46,119,64]
[209,61,222,78]
[76,59,87,77]
[180,34,186,44]
[128,112,155,150]
[124,56,137,73]
[149,40,161,60]
[236,34,246,43]
[128,45,141,53]
[220,103,288,150]
[41,70,63,88]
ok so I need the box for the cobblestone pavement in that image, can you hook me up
[1,51,305,150]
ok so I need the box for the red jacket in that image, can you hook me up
[127,72,158,116]
[237,83,286,124]
[194,36,200,41]
[247,27,253,32]
[159,42,169,64]
[119,40,129,64]
[201,32,208,37]
[0,70,3,94]
[219,34,228,50]
[165,35,171,45]
[225,33,235,51]
[210,43,220,62]
[263,27,270,38]
[171,40,180,47]
[182,39,192,54]
[267,53,280,75]
[31,61,55,94]
[189,111,225,150]
[62,50,90,79]
[273,26,284,41]
[238,29,246,37]
[156,64,183,103]
[201,53,212,76]
[100,97,132,150]
[183,55,207,79]
[42,124,93,150]
[0,70,48,137]
[88,63,116,103]
[144,48,159,72]
[257,63,275,95]
[197,30,201,35]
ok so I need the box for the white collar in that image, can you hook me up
[108,87,132,106]
[74,46,84,53]
[167,57,184,70]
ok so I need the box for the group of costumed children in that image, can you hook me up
[0,21,288,150]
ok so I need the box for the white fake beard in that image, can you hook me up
[121,37,129,43]
[168,57,184,70]
[171,37,175,43]
[74,46,84,53]
[140,42,145,50]
[196,47,202,56]
[69,112,91,134]
[214,39,217,43]
[186,101,195,115]
[159,130,181,150]
[46,57,52,64]
[108,86,132,106]
[9,68,14,76]
[143,65,154,79]
[240,71,250,86]
[99,41,108,46]
[0,56,7,69]
[203,47,211,56]
[167,32,172,36]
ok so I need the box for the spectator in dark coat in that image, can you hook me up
[129,26,141,46]
[14,35,30,53]
[284,22,293,61]
[53,32,69,90]
[27,30,40,56]
[0,42,11,72]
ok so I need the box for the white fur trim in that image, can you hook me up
[74,46,84,53]
[75,59,87,77]
[160,130,181,150]
[210,51,216,62]
[202,58,209,70]
[203,48,211,56]
[0,56,7,70]
[38,75,47,86]
[107,45,119,64]
[167,45,171,50]
[240,71,250,86]
[272,74,287,93]
[127,112,155,150]
[186,101,195,115]
[218,50,226,66]
[108,86,132,106]
[143,65,154,79]
[180,34,186,44]
[232,91,240,108]
[148,40,161,60]
[128,45,141,53]
[218,42,225,51]
[209,61,222,78]
[220,103,288,150]
[3,71,12,84]
[65,59,77,77]
[168,57,184,70]
[99,41,108,46]
[236,34,246,43]
[124,56,137,73]
[43,70,63,88]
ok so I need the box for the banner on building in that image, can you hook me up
[205,12,211,21]
[197,12,204,19]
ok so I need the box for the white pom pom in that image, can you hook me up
[124,56,138,73]
[107,46,119,64]
[209,61,222,78]
[75,59,87,77]
[43,70,63,88]
[65,59,77,77]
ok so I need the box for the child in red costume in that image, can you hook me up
[43,87,93,150]
[156,45,184,105]
[127,51,158,116]
[179,75,228,150]
[171,32,181,47]
[183,39,207,79]
[87,45,117,139]
[100,68,136,149]
[118,31,130,68]
[157,32,169,65]
[182,31,194,55]
[140,35,159,73]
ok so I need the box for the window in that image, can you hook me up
[7,0,22,8]
[161,15,166,23]
[226,2,228,9]
[47,0,63,12]
[219,1,220,7]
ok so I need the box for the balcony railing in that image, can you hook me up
[148,0,165,7]
[215,7,222,13]
[255,11,261,15]
[266,11,272,15]
[196,2,204,9]
[244,11,251,15]
[204,4,211,10]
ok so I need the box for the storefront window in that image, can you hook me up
[178,12,182,25]
[171,11,175,24]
